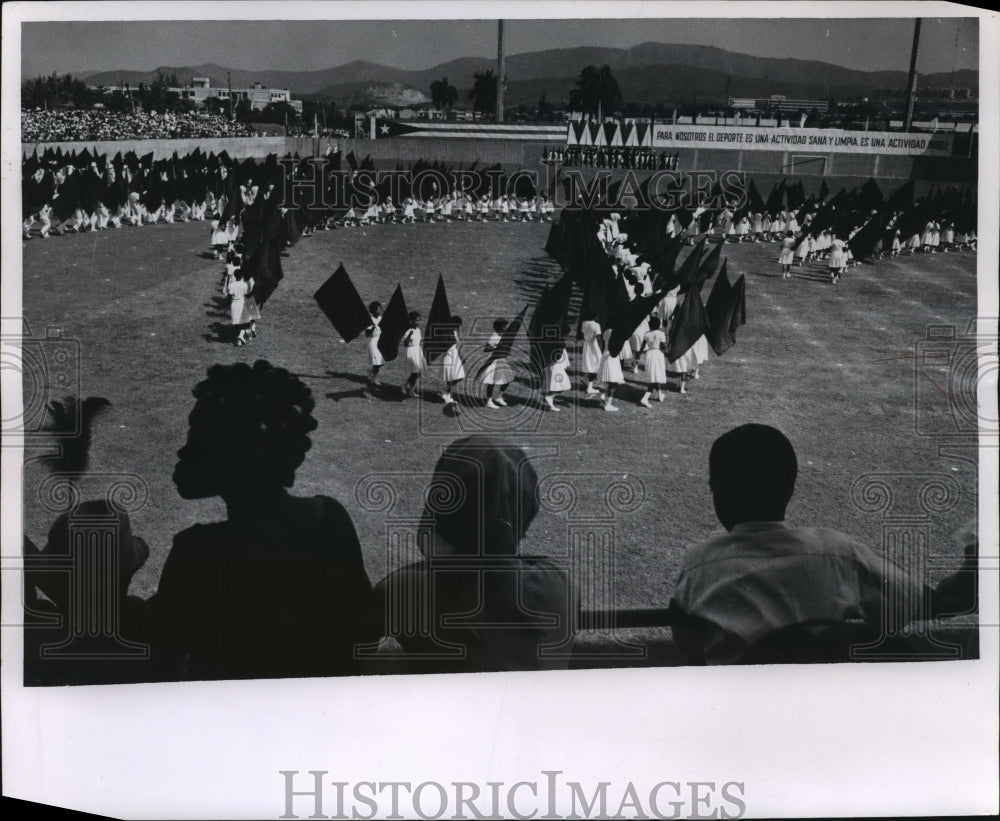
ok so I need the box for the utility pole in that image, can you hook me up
[904,19,921,132]
[496,20,505,122]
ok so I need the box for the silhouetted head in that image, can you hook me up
[173,360,318,500]
[708,424,797,530]
[649,316,662,331]
[369,301,382,317]
[493,318,508,334]
[420,435,539,558]
[408,311,421,327]
[28,500,150,611]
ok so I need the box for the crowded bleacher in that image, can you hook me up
[21,108,261,142]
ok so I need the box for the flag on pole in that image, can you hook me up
[704,261,747,355]
[667,286,709,363]
[377,285,410,362]
[477,304,529,377]
[314,263,371,343]
[423,274,453,363]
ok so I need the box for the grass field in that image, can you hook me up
[19,217,979,613]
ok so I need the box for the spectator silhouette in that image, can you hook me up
[24,501,152,685]
[375,435,576,673]
[151,360,376,680]
[669,424,976,665]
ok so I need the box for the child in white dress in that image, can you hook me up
[543,345,571,411]
[637,317,668,406]
[580,317,603,395]
[596,328,624,412]
[401,311,424,397]
[365,301,384,387]
[778,231,796,279]
[441,316,465,406]
[482,318,515,409]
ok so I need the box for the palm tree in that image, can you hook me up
[429,76,458,112]
[568,64,622,119]
[468,70,497,116]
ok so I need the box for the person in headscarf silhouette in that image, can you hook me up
[375,435,575,673]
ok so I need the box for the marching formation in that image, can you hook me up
[22,145,975,410]
[701,176,978,284]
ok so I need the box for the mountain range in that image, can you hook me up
[77,42,979,107]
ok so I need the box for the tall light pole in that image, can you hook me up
[496,20,505,122]
[904,19,921,132]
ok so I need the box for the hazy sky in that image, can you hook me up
[20,15,979,78]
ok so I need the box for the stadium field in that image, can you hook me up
[19,218,978,615]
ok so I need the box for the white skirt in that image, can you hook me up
[645,350,667,383]
[693,335,710,364]
[597,352,624,385]
[404,345,424,375]
[779,248,795,265]
[581,340,602,374]
[482,358,514,385]
[442,344,465,382]
[666,346,698,374]
[369,338,384,367]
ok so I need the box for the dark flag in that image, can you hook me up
[765,179,786,214]
[705,261,747,355]
[858,177,884,212]
[423,274,453,363]
[314,263,371,343]
[544,220,564,259]
[346,151,358,172]
[249,240,284,307]
[818,179,830,204]
[377,285,410,362]
[847,213,887,262]
[529,270,574,340]
[694,238,724,285]
[478,304,529,377]
[747,179,767,215]
[676,238,707,290]
[786,181,806,212]
[667,286,709,363]
[608,291,663,358]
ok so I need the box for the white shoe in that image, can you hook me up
[693,369,700,380]
[494,396,508,407]
[679,385,687,395]
[604,403,620,412]
[657,392,665,402]
[442,393,453,404]
[585,387,600,396]
[486,399,500,409]
[640,397,652,408]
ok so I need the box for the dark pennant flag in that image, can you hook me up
[477,304,529,377]
[314,263,371,343]
[377,285,410,362]
[423,274,453,363]
[667,286,709,363]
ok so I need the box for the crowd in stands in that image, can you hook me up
[22,108,261,142]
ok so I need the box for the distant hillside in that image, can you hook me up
[76,43,979,103]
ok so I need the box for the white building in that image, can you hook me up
[170,77,302,113]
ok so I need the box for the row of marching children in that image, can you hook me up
[311,207,748,414]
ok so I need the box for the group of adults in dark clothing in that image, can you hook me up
[24,360,977,685]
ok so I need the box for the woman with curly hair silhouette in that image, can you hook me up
[154,360,376,680]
